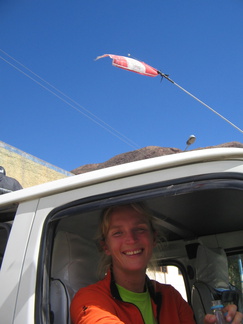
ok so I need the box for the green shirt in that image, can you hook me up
[116,284,157,324]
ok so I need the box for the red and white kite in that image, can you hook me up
[95,53,243,134]
[95,54,159,77]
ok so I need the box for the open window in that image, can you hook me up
[147,264,188,301]
[227,251,243,312]
[228,252,243,294]
[36,172,243,324]
[0,203,17,270]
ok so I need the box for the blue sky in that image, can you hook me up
[1,0,243,171]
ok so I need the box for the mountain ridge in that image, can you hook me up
[71,141,243,175]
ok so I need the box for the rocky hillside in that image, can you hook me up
[71,141,243,175]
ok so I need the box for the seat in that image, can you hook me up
[50,230,99,324]
[191,245,243,324]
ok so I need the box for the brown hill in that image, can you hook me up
[71,141,243,175]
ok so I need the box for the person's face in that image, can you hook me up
[103,206,156,274]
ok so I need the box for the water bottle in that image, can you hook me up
[211,300,226,324]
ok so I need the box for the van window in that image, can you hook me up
[37,174,243,323]
[228,253,243,293]
[0,222,12,269]
[147,265,188,301]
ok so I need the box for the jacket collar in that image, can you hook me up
[108,268,162,307]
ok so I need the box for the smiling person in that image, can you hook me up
[70,203,242,324]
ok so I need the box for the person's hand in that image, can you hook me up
[204,304,243,323]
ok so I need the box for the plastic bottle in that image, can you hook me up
[211,300,226,324]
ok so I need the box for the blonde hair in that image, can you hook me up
[97,202,159,278]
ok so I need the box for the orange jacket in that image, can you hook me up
[71,271,196,324]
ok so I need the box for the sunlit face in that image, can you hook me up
[103,206,156,274]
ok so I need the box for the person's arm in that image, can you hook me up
[204,304,243,324]
[71,305,125,324]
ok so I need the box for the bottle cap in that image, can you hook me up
[211,300,224,310]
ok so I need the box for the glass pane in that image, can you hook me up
[228,253,243,293]
[0,223,12,270]
[147,265,187,301]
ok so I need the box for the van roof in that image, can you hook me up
[0,147,243,207]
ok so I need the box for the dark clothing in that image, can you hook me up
[0,174,22,194]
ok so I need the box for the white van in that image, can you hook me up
[0,147,243,324]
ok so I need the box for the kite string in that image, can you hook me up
[174,81,243,134]
[0,50,140,149]
[159,72,243,134]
